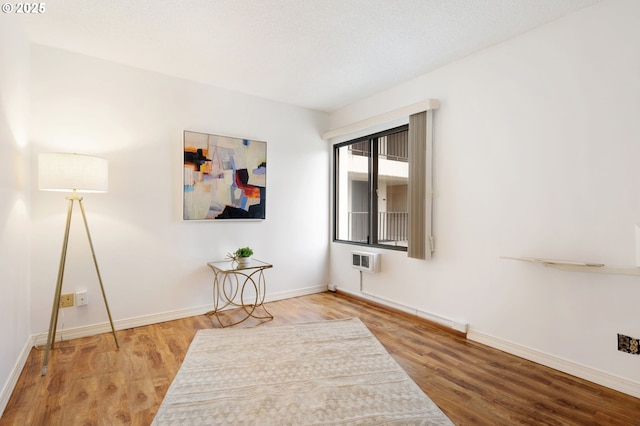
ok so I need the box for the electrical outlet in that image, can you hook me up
[59,293,75,308]
[76,290,88,306]
[617,333,640,355]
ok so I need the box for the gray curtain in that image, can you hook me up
[408,111,433,259]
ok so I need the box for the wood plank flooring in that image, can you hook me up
[1,291,638,425]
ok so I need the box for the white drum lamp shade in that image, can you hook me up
[39,153,108,193]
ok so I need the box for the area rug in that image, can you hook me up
[152,318,453,425]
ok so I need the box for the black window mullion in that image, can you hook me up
[333,145,339,241]
[370,137,379,245]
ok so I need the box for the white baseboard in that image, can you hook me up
[32,304,213,346]
[338,287,469,333]
[0,337,35,416]
[467,329,640,399]
[32,284,328,346]
[416,309,469,333]
[266,285,327,303]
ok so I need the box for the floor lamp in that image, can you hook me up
[39,153,119,376]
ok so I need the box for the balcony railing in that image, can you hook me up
[348,212,408,246]
[348,132,409,163]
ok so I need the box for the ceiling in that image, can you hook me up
[21,0,602,112]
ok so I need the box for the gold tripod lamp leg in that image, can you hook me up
[78,198,119,348]
[41,198,74,376]
[41,194,119,376]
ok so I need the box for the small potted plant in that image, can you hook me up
[232,247,253,265]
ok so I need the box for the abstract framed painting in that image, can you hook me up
[183,130,266,220]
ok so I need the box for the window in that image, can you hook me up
[334,125,409,250]
[327,104,436,259]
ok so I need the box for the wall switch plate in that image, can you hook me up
[617,333,640,355]
[76,290,88,306]
[59,293,75,308]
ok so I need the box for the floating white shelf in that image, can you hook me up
[500,256,640,276]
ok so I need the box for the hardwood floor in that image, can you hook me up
[1,291,638,425]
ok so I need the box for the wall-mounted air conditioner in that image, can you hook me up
[351,251,380,273]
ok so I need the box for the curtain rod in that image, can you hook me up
[321,99,440,140]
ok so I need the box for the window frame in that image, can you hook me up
[333,124,409,252]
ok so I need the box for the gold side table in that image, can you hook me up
[206,259,273,327]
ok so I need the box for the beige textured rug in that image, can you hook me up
[152,318,453,425]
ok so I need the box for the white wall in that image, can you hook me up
[29,46,329,335]
[329,0,640,393]
[0,17,31,413]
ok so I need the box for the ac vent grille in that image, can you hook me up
[351,251,380,273]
